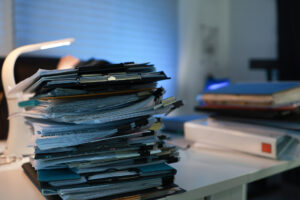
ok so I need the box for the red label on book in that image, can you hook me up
[262,143,272,153]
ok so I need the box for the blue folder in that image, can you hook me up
[203,82,300,95]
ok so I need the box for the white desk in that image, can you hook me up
[0,141,44,200]
[166,145,300,200]
[1,142,300,200]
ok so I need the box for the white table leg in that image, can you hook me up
[208,184,247,200]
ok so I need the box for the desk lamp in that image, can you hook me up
[1,38,74,157]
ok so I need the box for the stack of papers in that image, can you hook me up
[11,62,183,200]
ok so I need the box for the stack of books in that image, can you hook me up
[188,82,300,160]
[11,62,183,200]
[196,82,300,118]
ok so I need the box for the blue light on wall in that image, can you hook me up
[207,81,229,90]
[196,78,230,104]
[14,0,178,97]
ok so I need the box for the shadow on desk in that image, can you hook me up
[249,167,300,200]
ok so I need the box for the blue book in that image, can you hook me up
[201,82,300,106]
[162,114,208,134]
[203,82,300,95]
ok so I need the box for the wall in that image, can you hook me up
[229,0,277,82]
[177,0,231,114]
[0,0,14,56]
[176,0,277,114]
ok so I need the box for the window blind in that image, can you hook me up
[14,0,178,97]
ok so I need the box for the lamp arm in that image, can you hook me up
[1,38,74,98]
[1,38,74,156]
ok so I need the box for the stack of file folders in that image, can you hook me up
[10,61,183,200]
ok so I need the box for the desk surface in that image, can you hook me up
[168,145,300,199]
[1,141,300,200]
